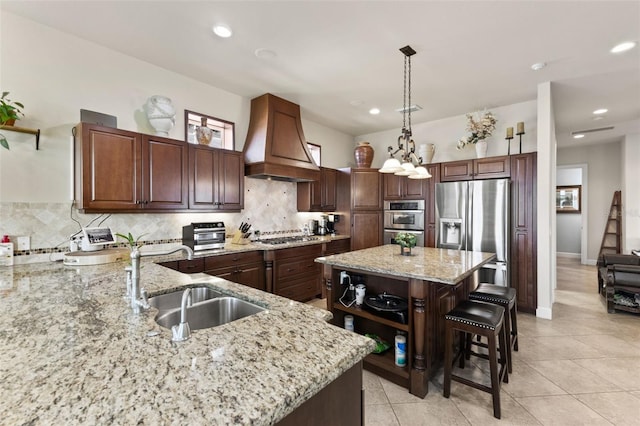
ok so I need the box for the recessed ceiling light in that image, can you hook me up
[254,48,277,59]
[573,134,585,139]
[531,62,547,71]
[610,41,636,53]
[212,24,232,38]
[593,108,608,115]
[369,108,380,115]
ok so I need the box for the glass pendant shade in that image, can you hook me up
[394,161,416,176]
[408,166,432,179]
[379,157,403,173]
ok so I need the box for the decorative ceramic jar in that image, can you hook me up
[196,117,213,145]
[354,141,374,168]
[419,143,436,164]
[143,95,176,136]
[475,140,488,158]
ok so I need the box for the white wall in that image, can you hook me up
[557,143,622,262]
[356,100,538,167]
[0,11,356,255]
[556,167,582,255]
[622,133,640,253]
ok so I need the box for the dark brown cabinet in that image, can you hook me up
[272,244,322,302]
[440,155,511,182]
[324,238,351,256]
[510,152,537,313]
[204,251,265,291]
[336,168,383,251]
[383,173,426,200]
[74,123,188,212]
[189,145,244,211]
[297,167,337,212]
[424,163,440,247]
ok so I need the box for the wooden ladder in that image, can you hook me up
[598,190,622,258]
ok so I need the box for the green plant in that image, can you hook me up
[395,232,417,248]
[115,232,146,250]
[0,91,25,150]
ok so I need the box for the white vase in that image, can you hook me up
[423,143,435,163]
[475,140,488,158]
[144,95,176,136]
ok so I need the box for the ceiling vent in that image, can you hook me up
[395,105,423,113]
[571,126,614,135]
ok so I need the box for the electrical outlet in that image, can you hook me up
[17,236,30,251]
[340,271,350,285]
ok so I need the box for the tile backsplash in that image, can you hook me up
[0,178,325,264]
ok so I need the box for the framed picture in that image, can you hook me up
[556,185,581,213]
[184,110,235,150]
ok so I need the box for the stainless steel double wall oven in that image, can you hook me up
[383,200,425,247]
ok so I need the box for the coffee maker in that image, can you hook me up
[326,214,339,235]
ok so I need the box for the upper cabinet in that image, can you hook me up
[351,168,383,210]
[297,167,337,212]
[74,123,188,212]
[383,173,426,200]
[440,156,511,182]
[189,145,244,211]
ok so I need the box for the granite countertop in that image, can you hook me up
[316,245,496,284]
[0,250,373,425]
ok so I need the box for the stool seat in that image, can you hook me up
[470,283,516,304]
[445,299,504,330]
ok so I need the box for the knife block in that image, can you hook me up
[231,230,249,245]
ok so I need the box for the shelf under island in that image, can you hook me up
[315,244,496,398]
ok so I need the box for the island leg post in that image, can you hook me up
[409,278,428,397]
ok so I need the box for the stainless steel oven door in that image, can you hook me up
[383,210,425,230]
[384,229,425,247]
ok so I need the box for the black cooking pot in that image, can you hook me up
[363,292,409,324]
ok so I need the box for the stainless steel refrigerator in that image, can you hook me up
[435,179,510,286]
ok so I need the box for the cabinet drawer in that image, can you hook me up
[276,276,320,301]
[207,264,265,291]
[204,250,263,270]
[276,257,320,280]
[325,239,350,256]
[274,244,322,261]
[178,258,204,273]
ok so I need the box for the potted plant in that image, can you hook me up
[0,91,25,150]
[115,232,146,251]
[456,111,497,158]
[395,232,417,256]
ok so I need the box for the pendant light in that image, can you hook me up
[379,45,431,179]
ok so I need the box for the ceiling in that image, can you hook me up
[2,1,639,148]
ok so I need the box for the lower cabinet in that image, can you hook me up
[204,251,265,291]
[324,238,351,256]
[272,244,323,302]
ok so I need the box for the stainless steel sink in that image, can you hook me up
[148,286,222,313]
[154,297,265,330]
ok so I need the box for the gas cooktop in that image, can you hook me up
[259,236,319,245]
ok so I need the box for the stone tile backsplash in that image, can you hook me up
[0,178,325,263]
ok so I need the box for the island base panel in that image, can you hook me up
[277,361,363,426]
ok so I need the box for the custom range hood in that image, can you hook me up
[243,93,320,182]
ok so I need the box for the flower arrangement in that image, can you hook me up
[456,111,497,150]
[395,232,417,248]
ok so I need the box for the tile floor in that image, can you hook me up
[308,257,640,425]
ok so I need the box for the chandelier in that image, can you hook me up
[379,45,431,179]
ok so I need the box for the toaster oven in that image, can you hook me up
[182,222,226,251]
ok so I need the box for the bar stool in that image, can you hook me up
[443,300,509,419]
[469,283,518,373]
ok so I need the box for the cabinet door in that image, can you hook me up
[189,145,217,209]
[351,211,382,251]
[510,153,537,313]
[404,177,426,199]
[218,150,244,211]
[440,160,473,182]
[473,156,511,180]
[77,124,142,211]
[352,169,382,210]
[321,167,337,210]
[208,263,265,291]
[425,164,440,247]
[144,136,188,210]
[383,174,403,199]
[297,180,322,211]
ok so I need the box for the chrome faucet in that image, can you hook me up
[171,288,192,342]
[129,245,194,313]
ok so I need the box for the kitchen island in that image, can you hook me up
[0,253,374,425]
[316,245,495,398]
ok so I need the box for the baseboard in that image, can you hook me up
[557,252,580,259]
[536,306,553,320]
[585,258,598,266]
